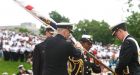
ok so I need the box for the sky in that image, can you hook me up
[0,0,139,28]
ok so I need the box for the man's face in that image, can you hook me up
[46,31,53,38]
[82,42,92,50]
[64,29,70,39]
[114,29,123,41]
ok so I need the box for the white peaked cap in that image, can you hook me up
[82,34,92,39]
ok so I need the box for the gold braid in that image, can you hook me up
[68,57,84,75]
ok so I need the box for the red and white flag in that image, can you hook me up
[25,5,34,10]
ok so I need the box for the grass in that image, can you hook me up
[0,58,32,75]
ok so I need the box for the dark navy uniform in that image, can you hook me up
[70,37,101,75]
[111,22,140,75]
[33,27,54,75]
[83,53,101,75]
[41,34,81,75]
[115,35,140,75]
[70,53,101,75]
[33,39,48,75]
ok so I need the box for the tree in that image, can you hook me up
[49,11,69,23]
[18,27,29,33]
[39,11,70,34]
[73,19,113,45]
[126,12,140,44]
[126,0,140,45]
[39,26,46,35]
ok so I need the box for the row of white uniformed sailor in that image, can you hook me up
[0,29,42,61]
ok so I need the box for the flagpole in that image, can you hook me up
[13,0,57,30]
[13,0,116,74]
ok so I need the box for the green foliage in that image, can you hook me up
[39,26,46,35]
[126,12,140,44]
[18,27,29,33]
[0,58,31,75]
[126,0,140,45]
[39,10,70,35]
[49,11,69,23]
[73,19,113,45]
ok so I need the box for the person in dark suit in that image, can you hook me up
[33,27,54,75]
[111,22,140,75]
[69,35,101,75]
[34,23,82,75]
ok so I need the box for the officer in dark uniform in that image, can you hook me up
[111,22,140,75]
[69,35,101,75]
[33,27,54,75]
[80,37,101,75]
[40,23,82,75]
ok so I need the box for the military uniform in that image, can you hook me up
[84,53,101,75]
[111,23,140,75]
[36,23,81,75]
[115,35,140,75]
[70,53,101,75]
[41,34,81,75]
[33,39,48,75]
[33,27,54,75]
[70,37,101,75]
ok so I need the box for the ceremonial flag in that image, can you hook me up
[25,5,33,10]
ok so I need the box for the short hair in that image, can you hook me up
[45,27,54,32]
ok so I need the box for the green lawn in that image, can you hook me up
[0,58,32,75]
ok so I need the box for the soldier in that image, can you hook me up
[33,27,54,75]
[69,35,101,75]
[44,26,55,38]
[110,22,140,75]
[33,23,82,75]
